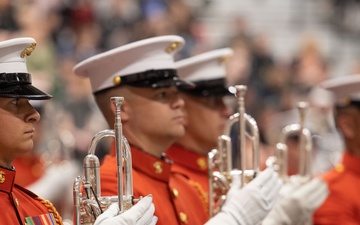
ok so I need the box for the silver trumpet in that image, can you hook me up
[266,101,313,183]
[208,85,260,217]
[73,97,137,225]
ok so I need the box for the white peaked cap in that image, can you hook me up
[73,35,186,93]
[0,37,36,73]
[318,74,360,105]
[0,37,52,100]
[175,48,234,81]
[175,48,234,97]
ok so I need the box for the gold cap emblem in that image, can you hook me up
[21,42,37,58]
[0,171,5,183]
[165,41,182,53]
[218,53,232,64]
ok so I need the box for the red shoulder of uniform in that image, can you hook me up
[14,184,39,198]
[321,164,345,185]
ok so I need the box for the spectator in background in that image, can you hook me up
[289,36,329,102]
[0,0,19,39]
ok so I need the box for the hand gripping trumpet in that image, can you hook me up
[73,97,137,225]
[266,101,313,183]
[208,85,260,217]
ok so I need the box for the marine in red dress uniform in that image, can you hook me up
[73,35,209,225]
[0,37,61,225]
[0,37,158,225]
[166,49,234,209]
[312,75,360,225]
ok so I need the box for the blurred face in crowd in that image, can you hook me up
[0,97,40,168]
[178,93,233,155]
[107,86,186,157]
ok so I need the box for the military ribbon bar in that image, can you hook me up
[24,213,56,225]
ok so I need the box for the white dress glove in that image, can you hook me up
[206,168,282,225]
[94,195,158,225]
[262,177,329,225]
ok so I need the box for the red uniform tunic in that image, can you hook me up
[313,151,360,225]
[0,167,60,225]
[167,144,209,196]
[100,145,209,225]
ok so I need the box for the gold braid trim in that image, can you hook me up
[188,180,209,215]
[35,196,64,225]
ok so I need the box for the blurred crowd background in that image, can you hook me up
[2,0,360,168]
[3,0,360,222]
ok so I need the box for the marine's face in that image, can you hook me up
[123,86,186,155]
[181,94,234,154]
[0,97,40,168]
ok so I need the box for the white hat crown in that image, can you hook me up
[319,74,360,104]
[73,35,185,93]
[0,37,36,74]
[175,48,234,82]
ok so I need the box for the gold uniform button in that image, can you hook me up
[197,157,207,171]
[179,212,188,224]
[0,170,5,183]
[335,164,345,173]
[172,188,179,198]
[153,162,163,174]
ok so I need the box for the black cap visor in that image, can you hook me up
[0,84,52,100]
[336,100,360,109]
[0,73,52,100]
[121,69,194,88]
[179,78,232,97]
[147,76,194,88]
[95,69,194,94]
